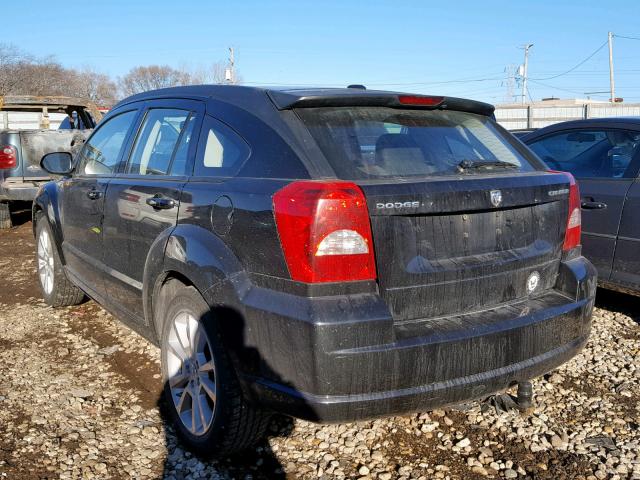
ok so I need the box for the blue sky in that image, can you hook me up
[4,0,640,103]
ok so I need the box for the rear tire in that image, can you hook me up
[35,214,85,307]
[0,202,12,229]
[159,280,271,458]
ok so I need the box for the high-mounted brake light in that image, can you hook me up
[397,95,444,107]
[273,181,377,283]
[560,172,581,251]
[0,145,17,170]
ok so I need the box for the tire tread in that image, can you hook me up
[160,281,271,457]
[35,214,85,307]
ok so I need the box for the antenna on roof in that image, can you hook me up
[347,84,366,90]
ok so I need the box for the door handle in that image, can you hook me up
[581,201,607,210]
[146,196,176,210]
[86,190,102,200]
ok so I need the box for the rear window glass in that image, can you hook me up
[295,107,536,179]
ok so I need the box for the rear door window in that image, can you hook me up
[295,107,536,179]
[193,116,250,177]
[528,129,640,178]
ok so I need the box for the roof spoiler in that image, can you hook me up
[267,90,495,117]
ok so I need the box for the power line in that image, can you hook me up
[531,40,608,81]
[243,75,507,88]
[354,76,507,87]
[615,34,640,41]
[528,79,586,96]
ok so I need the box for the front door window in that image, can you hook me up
[76,110,138,176]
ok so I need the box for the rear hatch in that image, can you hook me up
[293,97,571,321]
[361,173,568,321]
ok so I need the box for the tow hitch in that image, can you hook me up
[516,381,533,410]
[482,381,535,413]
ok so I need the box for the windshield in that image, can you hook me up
[295,107,537,179]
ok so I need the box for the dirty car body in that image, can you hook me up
[34,86,596,452]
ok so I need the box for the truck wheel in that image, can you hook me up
[35,215,85,307]
[0,202,11,229]
[159,280,271,457]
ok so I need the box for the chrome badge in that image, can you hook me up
[526,271,540,294]
[490,189,502,207]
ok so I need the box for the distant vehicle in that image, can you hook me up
[511,128,537,138]
[0,96,101,229]
[0,96,101,228]
[523,118,640,295]
[35,85,595,456]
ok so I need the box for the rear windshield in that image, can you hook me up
[295,107,536,179]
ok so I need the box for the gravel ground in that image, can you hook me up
[0,219,638,480]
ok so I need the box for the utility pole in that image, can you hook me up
[608,32,615,103]
[226,47,235,84]
[521,43,534,105]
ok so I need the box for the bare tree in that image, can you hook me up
[118,65,191,97]
[72,67,118,106]
[0,44,31,95]
[13,57,71,96]
[182,62,227,85]
[2,45,237,105]
[120,61,241,97]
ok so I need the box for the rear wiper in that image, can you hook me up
[457,160,519,173]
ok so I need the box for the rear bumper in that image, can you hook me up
[252,333,588,422]
[225,256,597,423]
[0,181,40,201]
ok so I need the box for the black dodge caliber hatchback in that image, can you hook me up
[34,85,596,455]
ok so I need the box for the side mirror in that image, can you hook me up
[41,152,74,175]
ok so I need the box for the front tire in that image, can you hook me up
[35,215,85,307]
[159,280,270,457]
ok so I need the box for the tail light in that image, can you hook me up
[0,145,17,170]
[398,95,444,107]
[273,180,377,283]
[562,172,581,251]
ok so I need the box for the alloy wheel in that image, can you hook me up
[166,311,217,436]
[37,229,54,295]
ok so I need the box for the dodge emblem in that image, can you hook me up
[490,190,502,207]
[526,271,540,294]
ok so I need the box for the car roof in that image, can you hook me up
[531,117,640,131]
[112,85,495,117]
[553,117,640,126]
[521,117,640,141]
